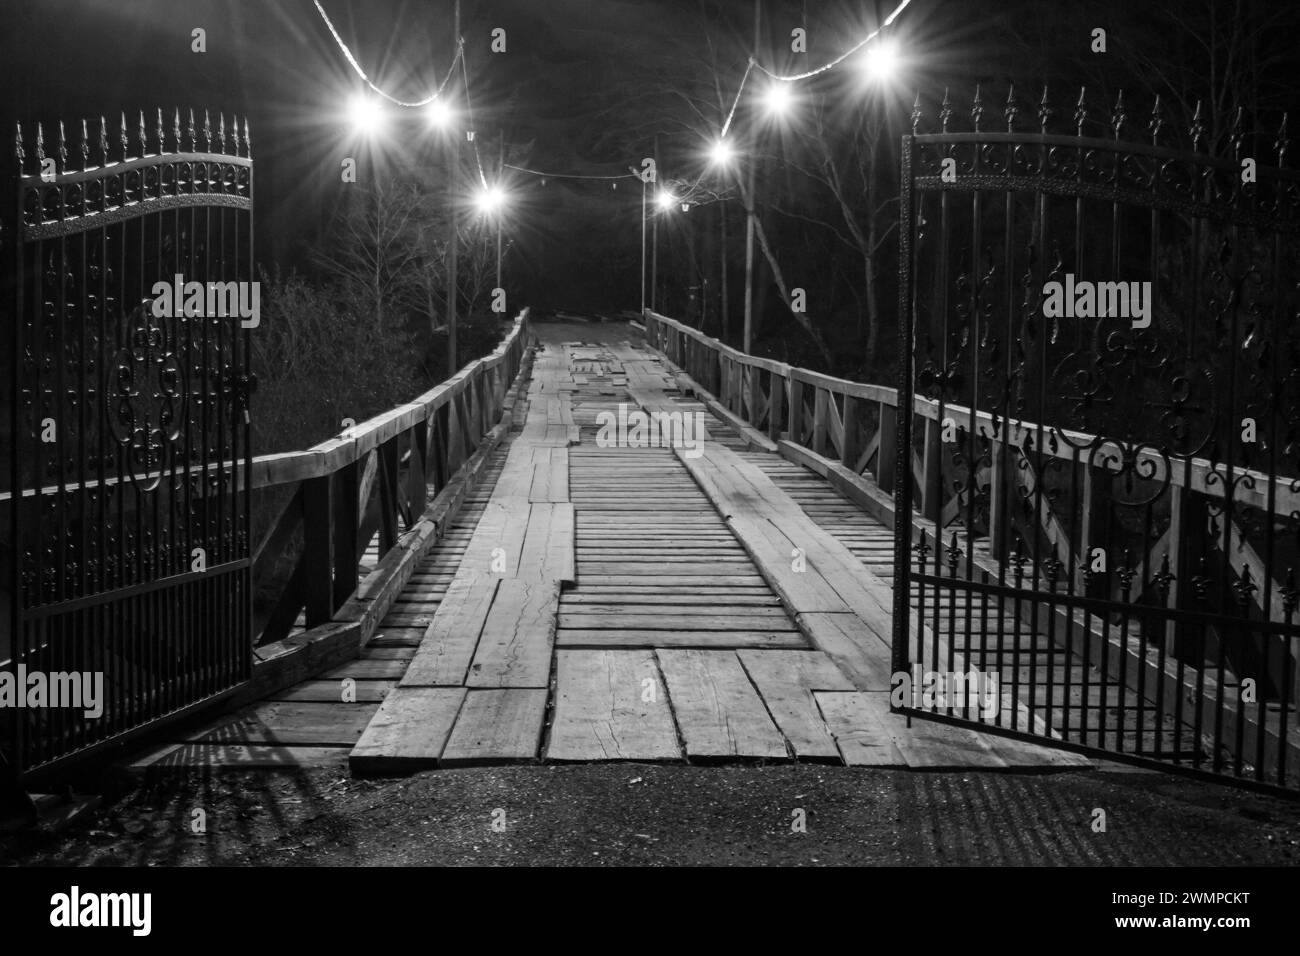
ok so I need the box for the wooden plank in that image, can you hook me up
[349,686,467,773]
[656,650,788,759]
[188,702,376,747]
[440,688,548,764]
[853,690,1009,769]
[400,577,499,686]
[131,744,351,770]
[557,629,807,649]
[272,680,396,703]
[737,650,852,759]
[545,649,682,760]
[814,691,907,766]
[460,499,528,577]
[796,612,893,691]
[466,579,560,687]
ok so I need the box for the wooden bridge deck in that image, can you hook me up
[134,321,1092,774]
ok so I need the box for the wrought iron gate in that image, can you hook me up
[3,110,254,783]
[892,87,1300,791]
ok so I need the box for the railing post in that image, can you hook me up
[812,386,829,456]
[876,401,897,492]
[841,394,864,471]
[767,368,785,442]
[331,459,360,611]
[920,413,942,518]
[788,374,805,446]
[302,474,334,627]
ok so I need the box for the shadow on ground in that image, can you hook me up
[3,764,1300,866]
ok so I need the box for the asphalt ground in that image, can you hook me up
[4,762,1299,866]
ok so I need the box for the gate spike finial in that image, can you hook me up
[1110,88,1126,139]
[35,121,45,164]
[1074,86,1088,135]
[79,118,90,170]
[187,108,196,152]
[1148,94,1164,145]
[243,115,251,157]
[202,108,212,152]
[99,115,109,166]
[156,107,165,155]
[138,109,147,157]
[119,111,129,161]
[1230,105,1245,159]
[911,90,923,134]
[217,112,226,154]
[1276,112,1289,168]
[1004,83,1019,132]
[1037,84,1052,133]
[172,107,181,153]
[1190,100,1205,151]
[971,82,984,132]
[939,87,953,132]
[57,119,67,170]
[14,121,24,173]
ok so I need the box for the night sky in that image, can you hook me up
[4,0,1299,321]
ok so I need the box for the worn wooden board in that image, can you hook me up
[188,702,377,747]
[546,650,681,761]
[511,502,573,582]
[131,743,351,770]
[349,686,467,772]
[529,447,570,503]
[656,650,788,759]
[400,576,499,686]
[466,579,560,688]
[813,691,906,766]
[795,612,893,691]
[440,688,548,764]
[557,629,807,649]
[272,680,396,703]
[460,500,529,577]
[737,650,852,759]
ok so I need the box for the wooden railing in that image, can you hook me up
[249,309,530,645]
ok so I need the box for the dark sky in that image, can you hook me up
[2,0,765,310]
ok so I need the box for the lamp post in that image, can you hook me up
[652,188,678,313]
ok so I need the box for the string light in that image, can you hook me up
[314,0,461,107]
[753,0,913,82]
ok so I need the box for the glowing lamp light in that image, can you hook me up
[655,190,676,212]
[763,80,794,117]
[426,97,454,129]
[862,38,900,81]
[346,94,384,136]
[476,184,506,213]
[680,202,690,213]
[709,138,735,167]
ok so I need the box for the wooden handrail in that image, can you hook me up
[643,309,1299,516]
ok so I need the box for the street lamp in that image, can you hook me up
[709,138,735,167]
[346,94,384,136]
[475,184,508,290]
[651,189,678,311]
[762,80,794,118]
[425,97,454,130]
[862,38,901,81]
